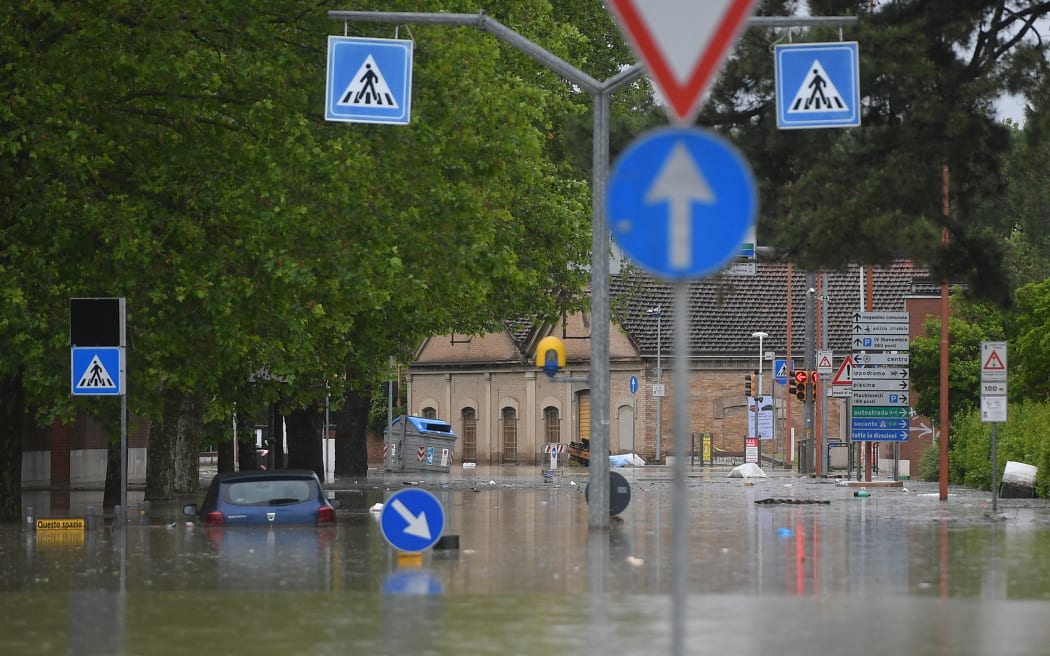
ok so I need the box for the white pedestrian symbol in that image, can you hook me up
[77,355,115,389]
[338,54,399,108]
[788,60,847,113]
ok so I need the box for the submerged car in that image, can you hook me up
[184,469,341,527]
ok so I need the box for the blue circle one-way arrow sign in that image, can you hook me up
[608,127,757,280]
[380,488,445,553]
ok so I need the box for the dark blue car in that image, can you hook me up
[184,469,341,526]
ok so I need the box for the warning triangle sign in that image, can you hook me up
[817,352,833,370]
[76,355,116,389]
[338,54,399,108]
[607,0,759,122]
[787,59,848,113]
[983,350,1006,370]
[831,355,854,385]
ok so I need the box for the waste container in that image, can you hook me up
[384,415,457,473]
[1000,460,1038,498]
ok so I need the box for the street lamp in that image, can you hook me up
[750,332,768,447]
[648,307,663,461]
[751,331,768,399]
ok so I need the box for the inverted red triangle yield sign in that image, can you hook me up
[607,0,759,123]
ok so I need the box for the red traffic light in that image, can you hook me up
[793,370,808,384]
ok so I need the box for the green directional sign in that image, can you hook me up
[852,406,910,419]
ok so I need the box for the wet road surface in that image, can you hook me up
[4,464,1050,655]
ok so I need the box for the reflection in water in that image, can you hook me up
[2,473,1050,655]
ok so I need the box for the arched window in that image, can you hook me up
[501,407,517,463]
[461,407,477,461]
[543,406,560,444]
[422,406,437,419]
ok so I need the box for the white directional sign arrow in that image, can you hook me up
[608,127,756,280]
[646,142,714,269]
[391,498,431,540]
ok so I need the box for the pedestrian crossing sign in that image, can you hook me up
[71,347,124,396]
[326,36,413,125]
[774,358,794,385]
[774,42,860,129]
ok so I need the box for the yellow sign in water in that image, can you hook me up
[36,517,86,532]
[35,517,86,546]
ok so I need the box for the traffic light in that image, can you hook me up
[809,371,819,399]
[744,371,755,397]
[793,370,808,401]
[788,371,797,397]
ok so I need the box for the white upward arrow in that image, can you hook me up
[645,142,715,269]
[391,498,431,540]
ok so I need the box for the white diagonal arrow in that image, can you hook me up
[391,498,431,540]
[645,142,715,270]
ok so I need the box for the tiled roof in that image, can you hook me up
[611,260,932,357]
[501,318,535,347]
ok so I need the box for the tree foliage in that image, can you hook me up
[704,0,1050,306]
[910,293,1005,421]
[1,0,626,509]
[946,402,1050,495]
[1007,277,1050,401]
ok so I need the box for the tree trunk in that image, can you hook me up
[285,404,323,479]
[334,387,370,477]
[217,439,233,474]
[146,389,204,499]
[0,372,25,521]
[174,393,203,493]
[269,402,285,470]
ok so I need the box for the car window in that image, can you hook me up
[223,480,313,505]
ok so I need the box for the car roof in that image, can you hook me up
[210,469,320,484]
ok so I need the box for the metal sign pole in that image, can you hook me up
[670,280,690,655]
[991,423,998,513]
[121,392,127,517]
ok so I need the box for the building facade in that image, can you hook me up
[406,261,942,473]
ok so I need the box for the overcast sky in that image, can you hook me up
[997,93,1028,125]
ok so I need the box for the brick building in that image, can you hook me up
[406,260,943,475]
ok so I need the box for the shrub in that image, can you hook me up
[947,401,1050,496]
[919,443,941,482]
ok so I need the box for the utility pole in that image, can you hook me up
[805,274,817,473]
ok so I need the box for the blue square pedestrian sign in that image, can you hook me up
[326,36,413,125]
[71,347,124,396]
[775,42,860,129]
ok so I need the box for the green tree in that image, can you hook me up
[910,292,1006,421]
[703,0,1050,306]
[1008,278,1050,401]
[0,0,625,516]
[997,124,1050,287]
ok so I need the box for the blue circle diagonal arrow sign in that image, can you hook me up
[380,488,445,553]
[609,127,757,280]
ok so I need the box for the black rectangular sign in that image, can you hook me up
[70,298,124,347]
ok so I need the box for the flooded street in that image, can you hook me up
[3,465,1050,655]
